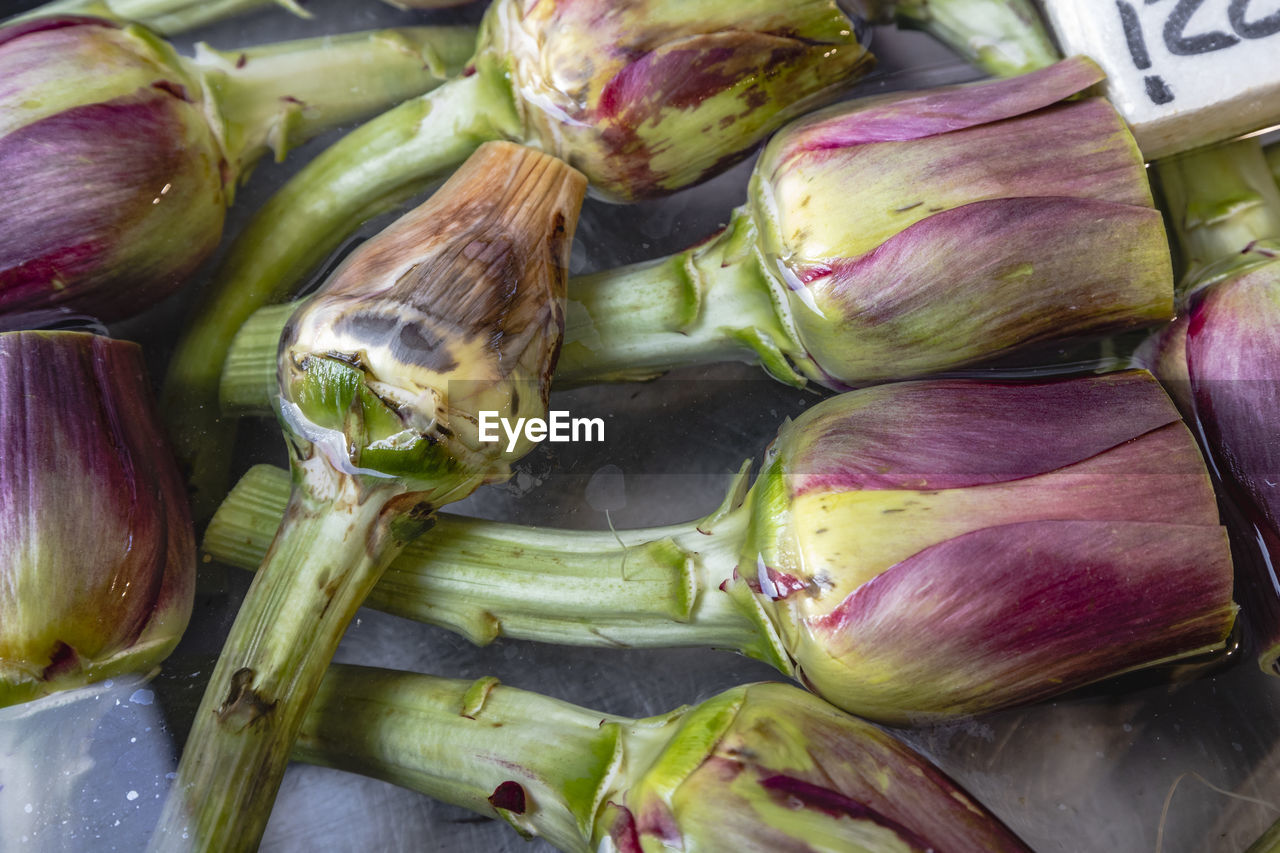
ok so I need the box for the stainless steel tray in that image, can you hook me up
[3,1,1279,851]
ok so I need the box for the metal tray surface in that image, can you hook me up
[2,1,1279,852]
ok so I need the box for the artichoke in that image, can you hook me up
[223,57,1174,411]
[556,56,1172,388]
[854,0,1058,76]
[0,330,194,707]
[0,15,473,321]
[160,0,875,520]
[1138,136,1280,675]
[152,141,586,853]
[210,370,1236,725]
[295,666,1031,852]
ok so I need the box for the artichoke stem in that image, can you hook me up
[889,0,1060,77]
[151,475,409,853]
[206,464,771,657]
[8,0,306,35]
[220,302,295,416]
[193,26,479,184]
[162,68,520,524]
[556,209,816,388]
[223,210,818,405]
[1155,137,1280,293]
[297,665,678,853]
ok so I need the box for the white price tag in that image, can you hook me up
[1039,0,1280,158]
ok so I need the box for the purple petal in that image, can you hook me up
[1184,262,1280,668]
[784,371,1184,495]
[0,15,116,50]
[767,55,1103,168]
[806,519,1234,721]
[1187,264,1280,531]
[723,684,1030,851]
[789,196,1171,385]
[0,332,194,680]
[0,90,225,320]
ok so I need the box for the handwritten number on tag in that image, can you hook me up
[1164,0,1240,54]
[1229,0,1280,39]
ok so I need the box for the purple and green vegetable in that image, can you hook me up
[293,666,1032,852]
[0,15,474,323]
[0,330,194,708]
[150,141,586,853]
[160,0,879,522]
[1137,136,1280,676]
[208,370,1236,725]
[224,57,1173,421]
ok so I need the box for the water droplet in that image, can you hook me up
[585,464,627,512]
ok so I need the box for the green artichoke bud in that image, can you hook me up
[0,15,473,322]
[297,667,1031,852]
[0,16,222,321]
[0,330,194,708]
[154,142,586,853]
[210,370,1235,726]
[556,57,1173,388]
[224,57,1174,405]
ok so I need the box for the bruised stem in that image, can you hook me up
[150,473,412,852]
[206,464,777,661]
[1155,137,1280,293]
[296,665,680,853]
[162,69,520,523]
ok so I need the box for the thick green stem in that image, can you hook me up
[162,69,519,523]
[190,26,478,184]
[220,210,817,413]
[296,665,679,853]
[206,463,777,660]
[557,209,815,387]
[9,0,307,35]
[150,472,409,853]
[885,0,1060,77]
[1269,145,1280,188]
[220,302,293,416]
[1156,137,1280,293]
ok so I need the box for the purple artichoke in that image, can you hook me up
[296,667,1031,852]
[726,370,1234,723]
[1139,248,1280,673]
[557,57,1173,388]
[209,370,1237,726]
[0,330,194,707]
[0,15,473,322]
[0,16,224,321]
